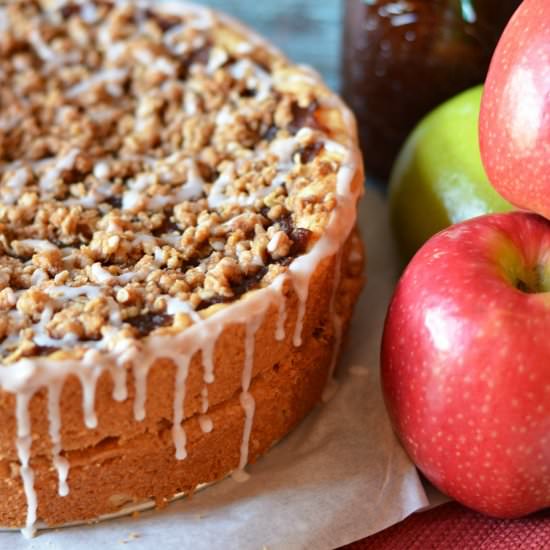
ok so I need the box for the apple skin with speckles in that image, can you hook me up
[479,0,550,219]
[381,212,550,518]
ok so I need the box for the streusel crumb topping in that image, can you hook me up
[0,0,348,362]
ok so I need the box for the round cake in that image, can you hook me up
[0,0,364,535]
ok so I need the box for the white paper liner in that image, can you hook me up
[0,187,434,549]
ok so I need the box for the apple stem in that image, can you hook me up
[516,279,531,293]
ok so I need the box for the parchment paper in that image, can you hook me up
[2,186,432,549]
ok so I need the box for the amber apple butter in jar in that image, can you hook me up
[342,0,522,180]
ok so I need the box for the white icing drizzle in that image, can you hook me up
[78,351,103,429]
[207,127,315,210]
[134,48,176,76]
[198,415,213,433]
[215,105,234,127]
[207,47,229,74]
[235,41,253,54]
[47,380,69,497]
[15,391,37,539]
[164,24,189,56]
[184,92,199,115]
[122,158,205,211]
[39,149,80,194]
[29,28,79,65]
[232,309,264,481]
[131,349,150,422]
[17,239,57,252]
[0,7,7,33]
[90,262,116,285]
[208,163,283,209]
[81,2,99,24]
[200,330,218,385]
[200,385,209,414]
[289,161,357,347]
[269,135,301,164]
[2,168,29,204]
[109,364,128,402]
[267,231,285,254]
[65,68,128,98]
[31,269,49,286]
[32,306,76,349]
[44,284,102,301]
[291,277,308,347]
[272,276,287,341]
[0,1,363,535]
[93,161,110,180]
[165,297,201,322]
[172,355,191,460]
[229,59,272,101]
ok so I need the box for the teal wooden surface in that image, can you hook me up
[196,1,342,91]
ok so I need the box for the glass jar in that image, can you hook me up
[342,0,522,180]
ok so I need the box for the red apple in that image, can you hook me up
[381,212,550,518]
[479,0,550,219]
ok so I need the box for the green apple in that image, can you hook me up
[389,85,513,261]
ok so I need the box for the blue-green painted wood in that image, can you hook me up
[196,1,342,91]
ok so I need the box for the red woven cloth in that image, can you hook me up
[344,502,550,549]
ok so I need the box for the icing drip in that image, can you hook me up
[76,351,104,429]
[231,392,254,483]
[273,277,287,341]
[291,276,309,347]
[110,365,128,402]
[113,339,150,422]
[132,355,151,422]
[200,386,209,414]
[200,334,217,385]
[289,161,357,348]
[172,355,191,460]
[15,392,37,539]
[47,380,69,497]
[232,305,267,482]
[198,415,213,433]
[77,373,99,428]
